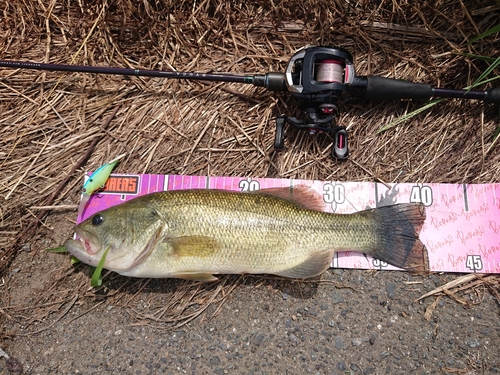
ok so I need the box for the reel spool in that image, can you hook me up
[315,59,344,83]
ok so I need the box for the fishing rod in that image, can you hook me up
[1,46,499,159]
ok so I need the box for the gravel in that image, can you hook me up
[3,249,500,375]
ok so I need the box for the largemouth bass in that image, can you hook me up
[64,187,428,281]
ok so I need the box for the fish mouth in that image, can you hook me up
[64,238,100,267]
[74,227,102,255]
[63,227,103,267]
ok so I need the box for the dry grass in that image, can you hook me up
[0,0,499,333]
[419,274,500,320]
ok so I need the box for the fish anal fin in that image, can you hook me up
[275,249,334,279]
[258,184,325,211]
[173,272,218,282]
[167,236,220,257]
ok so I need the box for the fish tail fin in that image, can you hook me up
[368,203,428,272]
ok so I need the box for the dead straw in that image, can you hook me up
[0,0,499,334]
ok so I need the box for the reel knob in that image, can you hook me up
[274,117,286,151]
[333,129,349,160]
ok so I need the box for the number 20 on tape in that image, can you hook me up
[239,179,260,192]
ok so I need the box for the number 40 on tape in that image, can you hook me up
[410,185,433,207]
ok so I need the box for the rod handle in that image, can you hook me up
[485,88,500,104]
[363,76,433,100]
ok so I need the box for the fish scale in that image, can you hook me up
[64,189,428,280]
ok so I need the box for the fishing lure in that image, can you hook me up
[82,153,126,195]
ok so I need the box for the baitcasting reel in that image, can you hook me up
[1,46,499,159]
[276,46,355,159]
[257,46,500,159]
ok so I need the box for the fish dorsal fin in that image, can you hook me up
[257,184,325,211]
[167,236,220,257]
[274,249,335,279]
[172,272,218,282]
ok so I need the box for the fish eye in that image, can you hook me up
[91,214,104,226]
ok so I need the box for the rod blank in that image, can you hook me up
[0,59,252,84]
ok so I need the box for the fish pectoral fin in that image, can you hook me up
[172,272,218,282]
[128,224,165,270]
[166,236,220,257]
[274,249,335,279]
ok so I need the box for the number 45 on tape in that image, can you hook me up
[466,255,483,272]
